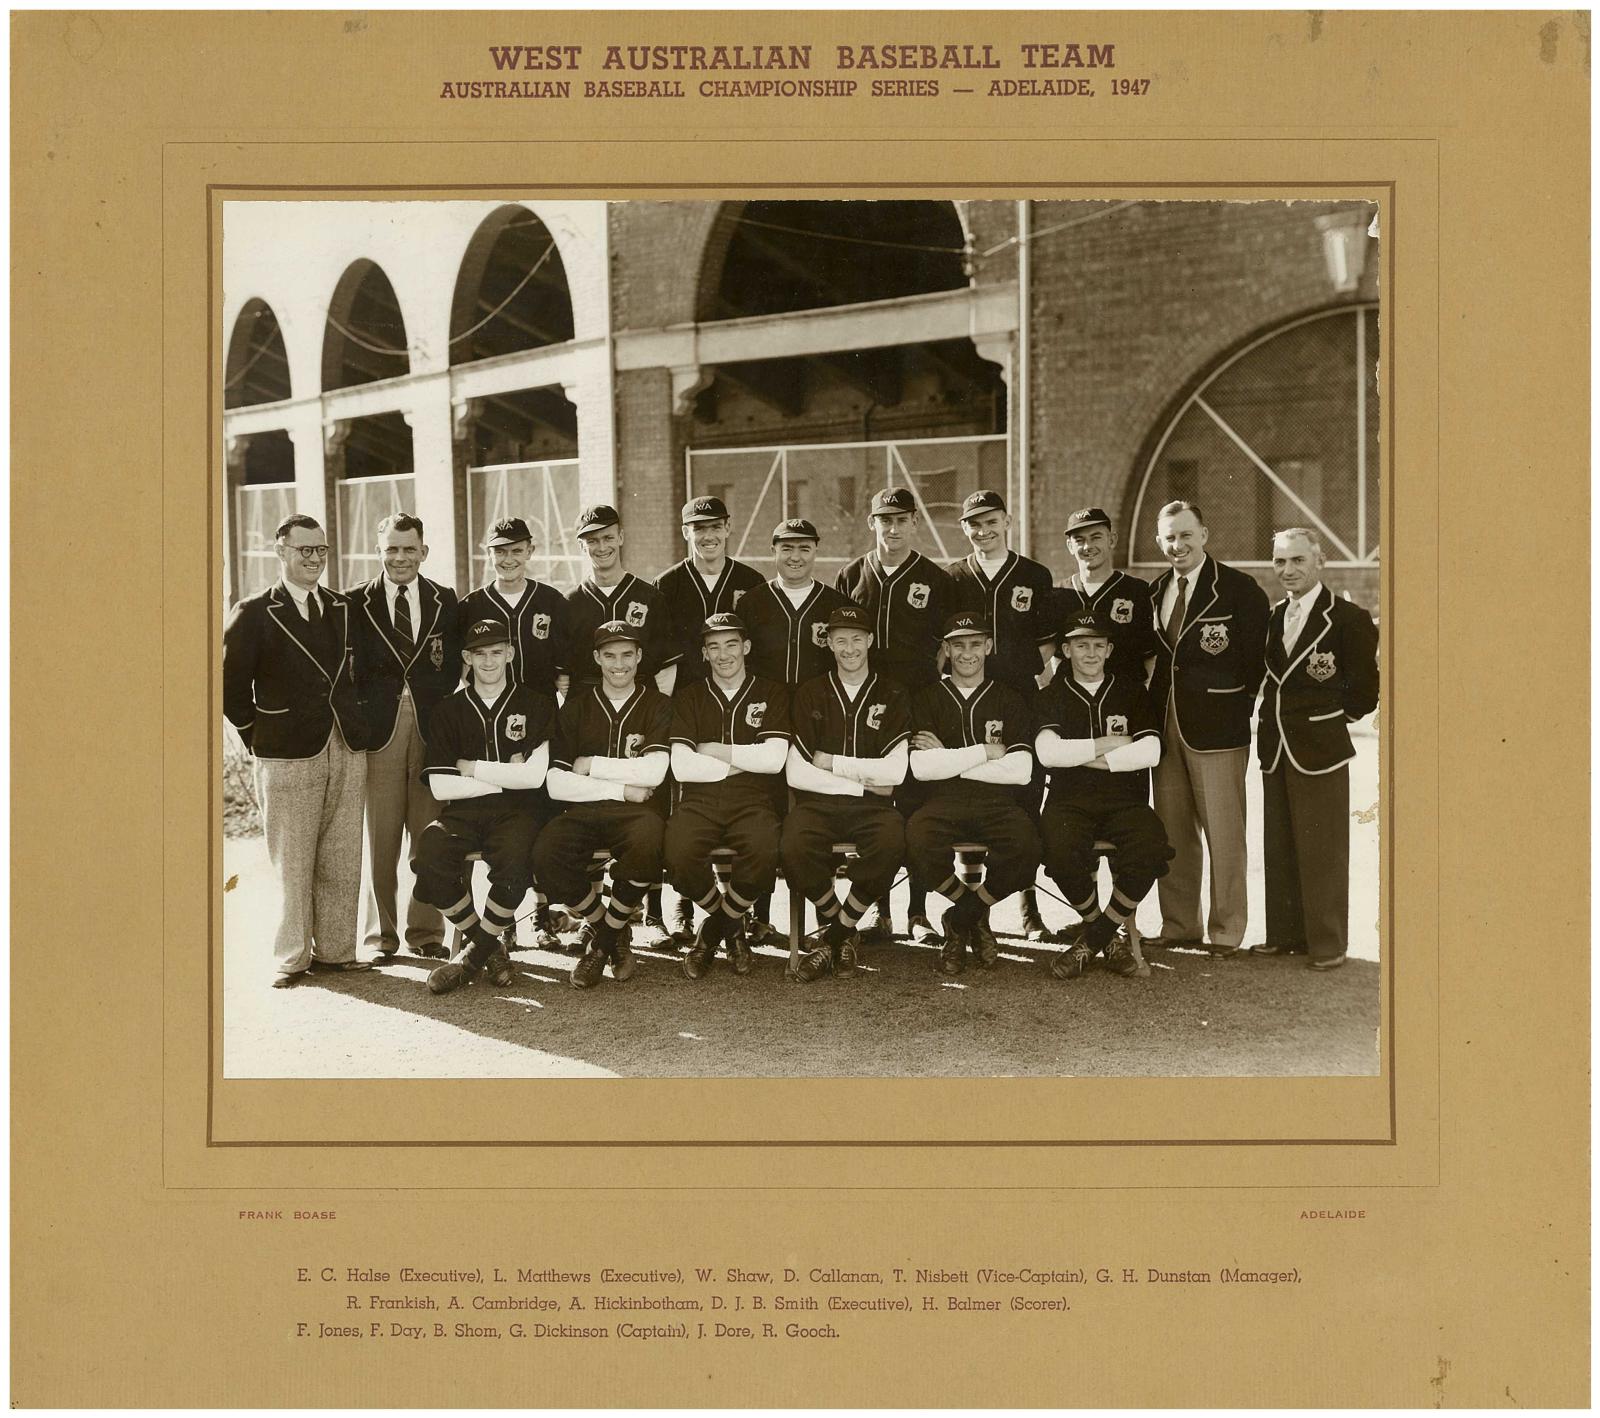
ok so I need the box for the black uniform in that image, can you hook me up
[906,677,1042,908]
[780,671,911,918]
[1036,673,1172,913]
[531,682,673,908]
[947,551,1058,694]
[1055,570,1161,686]
[558,575,669,689]
[653,557,766,689]
[412,683,557,937]
[665,674,791,909]
[739,579,859,689]
[455,580,568,697]
[834,550,954,693]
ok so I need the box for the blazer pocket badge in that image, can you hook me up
[1010,586,1033,612]
[1307,650,1337,682]
[1111,597,1134,624]
[1107,714,1129,735]
[625,601,647,627]
[428,635,444,669]
[506,714,526,742]
[907,583,930,610]
[531,613,551,640]
[1199,622,1229,655]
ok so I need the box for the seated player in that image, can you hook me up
[1035,608,1174,980]
[412,618,558,996]
[665,612,791,980]
[780,606,911,982]
[533,621,672,989]
[907,613,1041,975]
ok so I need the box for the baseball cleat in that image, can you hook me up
[937,912,967,976]
[971,916,1000,970]
[1050,942,1092,981]
[570,947,607,989]
[1105,939,1140,978]
[427,955,480,995]
[836,933,861,977]
[728,929,754,977]
[484,946,514,987]
[680,924,716,980]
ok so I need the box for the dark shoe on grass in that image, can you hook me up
[1051,941,1092,981]
[484,946,514,987]
[571,947,608,989]
[1105,939,1140,978]
[971,916,1000,970]
[428,953,481,995]
[937,913,967,976]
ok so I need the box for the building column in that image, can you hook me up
[282,403,328,527]
[450,398,483,590]
[403,376,459,591]
[223,434,251,603]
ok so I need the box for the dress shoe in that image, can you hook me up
[371,939,400,959]
[310,959,373,973]
[1204,943,1242,960]
[1251,942,1307,957]
[1308,953,1347,972]
[270,971,306,989]
[1146,935,1203,951]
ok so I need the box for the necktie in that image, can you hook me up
[394,584,413,643]
[306,588,323,631]
[1284,600,1301,652]
[1165,574,1188,642]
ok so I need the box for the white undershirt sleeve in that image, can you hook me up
[962,749,1033,785]
[672,742,729,783]
[910,743,988,781]
[430,774,503,802]
[728,739,788,775]
[786,745,863,797]
[832,743,909,788]
[471,741,550,790]
[1035,729,1098,768]
[1104,735,1162,772]
[589,751,670,788]
[546,767,625,802]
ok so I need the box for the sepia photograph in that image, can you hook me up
[219,195,1382,1080]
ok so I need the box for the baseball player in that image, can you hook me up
[907,613,1040,975]
[1253,528,1379,970]
[1146,500,1271,956]
[558,504,670,692]
[456,516,569,698]
[1036,608,1173,980]
[781,605,911,982]
[653,495,765,697]
[534,620,672,989]
[835,486,954,941]
[222,514,370,988]
[1056,506,1161,678]
[947,488,1059,940]
[666,613,791,979]
[413,618,557,996]
[351,512,459,961]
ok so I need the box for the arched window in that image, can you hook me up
[224,298,290,408]
[321,259,410,390]
[449,204,574,362]
[1129,305,1379,570]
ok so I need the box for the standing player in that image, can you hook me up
[413,618,558,996]
[222,514,370,988]
[456,516,568,698]
[351,512,458,961]
[1253,528,1379,970]
[653,495,765,697]
[666,613,791,979]
[1057,506,1161,679]
[558,505,670,692]
[835,486,954,941]
[1035,609,1173,980]
[534,621,672,989]
[946,488,1058,941]
[1146,500,1271,957]
[781,606,911,982]
[907,614,1040,975]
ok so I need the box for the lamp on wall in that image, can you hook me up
[1314,208,1372,295]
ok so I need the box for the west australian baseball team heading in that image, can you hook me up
[222,485,1378,998]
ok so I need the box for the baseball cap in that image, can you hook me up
[700,612,748,639]
[1061,608,1113,640]
[941,612,992,641]
[575,504,621,538]
[484,517,534,548]
[592,619,643,650]
[1064,507,1112,536]
[681,495,730,525]
[825,605,871,633]
[868,488,916,517]
[463,617,512,650]
[959,489,1007,521]
[771,518,821,544]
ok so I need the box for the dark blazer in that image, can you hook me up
[1257,585,1379,775]
[351,575,460,751]
[223,583,367,759]
[1147,556,1270,752]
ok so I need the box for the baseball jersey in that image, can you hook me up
[834,549,954,691]
[653,556,766,685]
[456,580,568,696]
[911,676,1036,809]
[789,670,912,803]
[1055,569,1160,680]
[558,574,669,687]
[550,681,674,807]
[739,578,859,687]
[947,550,1058,692]
[422,682,558,813]
[1036,672,1162,811]
[669,673,792,809]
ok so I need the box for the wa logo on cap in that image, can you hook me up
[692,499,716,515]
[471,620,498,638]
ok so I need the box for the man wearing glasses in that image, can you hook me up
[223,514,371,988]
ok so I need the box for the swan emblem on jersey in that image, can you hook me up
[731,590,745,608]
[506,714,526,742]
[428,634,444,669]
[1111,597,1134,624]
[810,622,829,647]
[1106,714,1129,736]
[866,703,886,729]
[624,600,648,627]
[1199,622,1229,655]
[531,612,551,640]
[1307,650,1337,682]
[1010,586,1033,612]
[907,582,930,610]
[624,732,644,757]
[744,702,766,728]
[985,719,1004,744]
